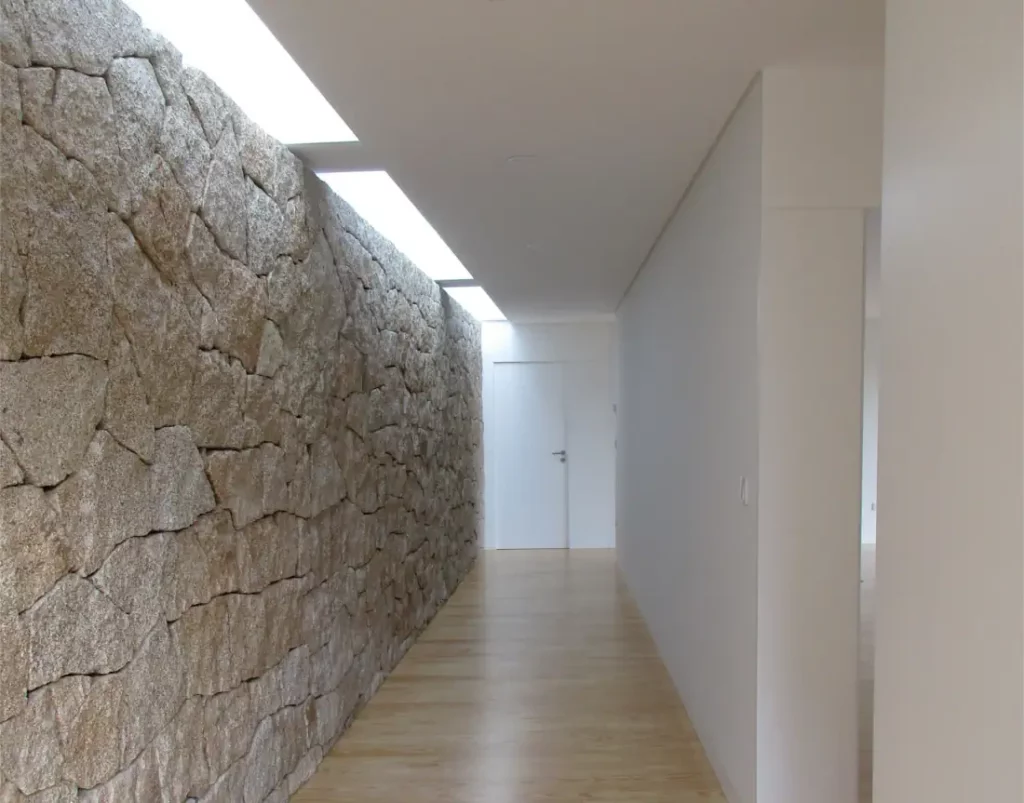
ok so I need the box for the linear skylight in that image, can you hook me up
[319,171,473,282]
[122,0,356,144]
[443,286,507,322]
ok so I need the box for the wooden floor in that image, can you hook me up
[293,550,726,802]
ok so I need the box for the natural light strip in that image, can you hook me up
[122,0,356,144]
[443,286,507,322]
[318,171,473,282]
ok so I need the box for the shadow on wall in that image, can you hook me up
[0,1,483,800]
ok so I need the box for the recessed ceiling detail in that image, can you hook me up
[318,171,472,282]
[443,286,508,322]
[250,0,884,320]
[319,171,508,322]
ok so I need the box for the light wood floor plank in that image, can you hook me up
[292,550,727,802]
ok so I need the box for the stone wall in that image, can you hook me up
[0,2,482,800]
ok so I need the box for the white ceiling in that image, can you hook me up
[249,0,883,321]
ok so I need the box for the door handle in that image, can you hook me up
[551,450,567,456]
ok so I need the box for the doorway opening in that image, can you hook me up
[860,206,881,802]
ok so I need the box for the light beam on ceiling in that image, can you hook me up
[122,0,357,144]
[319,170,473,282]
[443,285,507,322]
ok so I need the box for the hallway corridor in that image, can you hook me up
[292,551,725,802]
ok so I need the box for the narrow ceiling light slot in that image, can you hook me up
[443,286,507,322]
[318,171,473,282]
[319,172,505,321]
[121,0,357,144]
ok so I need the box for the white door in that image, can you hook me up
[494,362,568,549]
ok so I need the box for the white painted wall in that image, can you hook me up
[617,81,763,803]
[618,67,882,803]
[864,206,882,320]
[755,66,881,803]
[873,2,1024,801]
[482,321,617,550]
[761,67,883,210]
[756,208,866,803]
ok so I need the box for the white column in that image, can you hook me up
[756,66,883,803]
[874,1,1024,800]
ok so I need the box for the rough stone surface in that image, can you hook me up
[26,0,154,76]
[159,104,211,210]
[107,57,164,164]
[181,67,230,145]
[0,782,77,803]
[203,685,254,781]
[0,203,25,360]
[201,124,247,263]
[196,759,246,803]
[0,440,22,487]
[91,532,167,642]
[240,704,311,803]
[19,67,55,138]
[50,68,125,211]
[242,374,287,445]
[0,356,107,487]
[2,62,24,277]
[61,624,184,789]
[103,336,155,462]
[17,129,112,360]
[187,215,267,371]
[250,646,310,723]
[0,613,27,723]
[78,694,208,803]
[24,574,135,689]
[160,511,238,621]
[108,214,198,426]
[0,0,30,68]
[185,349,250,448]
[246,179,286,276]
[237,514,299,593]
[151,426,216,531]
[234,112,301,205]
[303,436,345,519]
[0,487,66,616]
[129,155,191,283]
[205,443,290,529]
[50,430,152,575]
[173,578,307,697]
[285,745,321,796]
[0,3,481,799]
[0,684,63,794]
[146,696,210,801]
[256,320,284,378]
